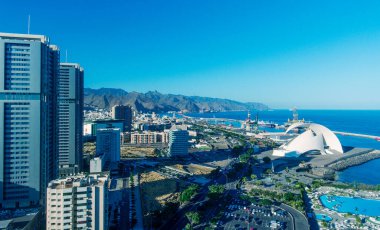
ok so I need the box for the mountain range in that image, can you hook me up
[84,88,269,113]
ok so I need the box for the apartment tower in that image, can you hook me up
[0,33,59,208]
[57,63,84,177]
[46,174,108,230]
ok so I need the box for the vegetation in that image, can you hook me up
[208,184,225,199]
[185,211,200,228]
[312,179,380,191]
[239,153,250,163]
[151,202,180,228]
[263,156,272,164]
[232,145,244,157]
[180,184,199,203]
[249,187,305,211]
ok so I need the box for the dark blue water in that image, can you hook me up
[186,110,380,184]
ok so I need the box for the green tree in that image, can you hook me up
[263,156,271,164]
[185,223,192,230]
[208,184,225,199]
[186,212,200,227]
[265,168,272,175]
[239,153,250,163]
[180,185,199,203]
[355,215,361,224]
[259,199,272,206]
[232,145,244,157]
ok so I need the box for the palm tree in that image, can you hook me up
[186,212,200,228]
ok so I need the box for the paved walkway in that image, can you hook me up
[280,203,310,230]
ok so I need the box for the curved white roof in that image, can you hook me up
[278,122,343,155]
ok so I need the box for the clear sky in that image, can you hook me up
[1,0,380,109]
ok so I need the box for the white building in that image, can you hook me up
[96,128,121,162]
[46,174,108,230]
[273,122,344,157]
[90,155,105,173]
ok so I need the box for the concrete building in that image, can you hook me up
[0,33,59,208]
[46,174,108,230]
[83,119,124,136]
[90,155,106,173]
[273,122,344,157]
[111,105,132,131]
[168,130,189,157]
[129,131,170,145]
[57,63,84,177]
[96,128,121,162]
[130,131,157,144]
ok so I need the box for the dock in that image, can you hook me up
[333,131,380,141]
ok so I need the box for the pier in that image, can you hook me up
[333,131,380,141]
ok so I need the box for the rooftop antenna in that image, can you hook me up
[27,15,31,34]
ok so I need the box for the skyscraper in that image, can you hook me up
[96,128,121,162]
[168,130,189,157]
[111,105,133,132]
[57,63,84,177]
[0,33,59,208]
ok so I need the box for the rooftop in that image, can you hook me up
[48,174,108,190]
[0,32,48,43]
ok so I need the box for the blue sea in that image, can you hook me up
[185,110,380,185]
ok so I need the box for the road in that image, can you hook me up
[280,203,309,230]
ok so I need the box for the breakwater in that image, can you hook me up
[328,150,380,171]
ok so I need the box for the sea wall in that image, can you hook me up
[328,150,380,171]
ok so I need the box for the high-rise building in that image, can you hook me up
[168,130,189,157]
[46,174,108,230]
[96,128,121,162]
[57,63,84,177]
[111,105,133,131]
[0,33,59,208]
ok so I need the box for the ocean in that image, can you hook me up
[185,110,380,185]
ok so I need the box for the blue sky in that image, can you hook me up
[1,0,380,109]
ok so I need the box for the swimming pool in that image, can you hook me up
[315,213,332,222]
[320,195,380,217]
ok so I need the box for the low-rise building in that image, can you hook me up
[129,131,170,145]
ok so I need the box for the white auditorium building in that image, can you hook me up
[273,122,344,157]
